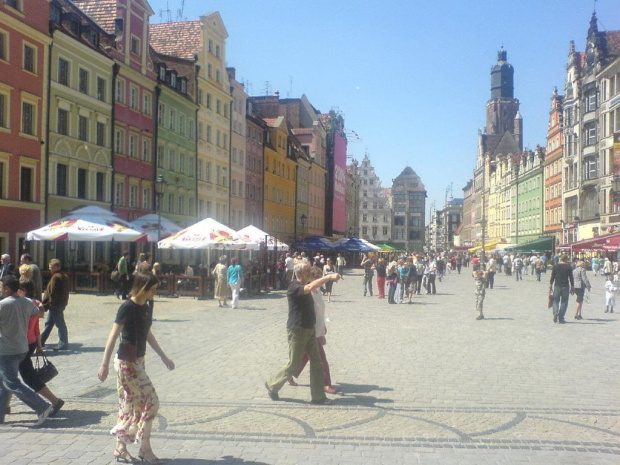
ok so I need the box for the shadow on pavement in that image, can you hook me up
[170,457,270,464]
[335,383,394,394]
[154,319,190,323]
[43,343,104,355]
[480,317,514,320]
[584,318,616,322]
[6,409,108,429]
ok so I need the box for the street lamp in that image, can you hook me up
[154,174,167,262]
[300,213,307,239]
[348,226,353,238]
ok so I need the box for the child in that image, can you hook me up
[473,267,488,320]
[605,276,616,313]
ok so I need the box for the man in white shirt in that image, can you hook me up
[285,253,294,285]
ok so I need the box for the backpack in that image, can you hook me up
[415,262,424,275]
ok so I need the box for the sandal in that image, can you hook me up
[287,377,298,386]
[139,448,164,465]
[113,447,138,463]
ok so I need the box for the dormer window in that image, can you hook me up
[159,65,166,81]
[70,20,79,35]
[50,4,62,23]
[170,73,176,88]
[180,79,187,94]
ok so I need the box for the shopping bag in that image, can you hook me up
[547,291,553,309]
[34,354,59,384]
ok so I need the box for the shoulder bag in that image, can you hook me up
[34,354,59,384]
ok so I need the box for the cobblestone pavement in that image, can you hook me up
[0,266,618,464]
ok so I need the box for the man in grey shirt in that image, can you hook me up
[0,276,52,426]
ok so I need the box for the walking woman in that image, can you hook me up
[212,256,229,307]
[572,260,591,320]
[387,255,398,304]
[98,273,175,465]
[227,258,243,309]
[322,258,336,302]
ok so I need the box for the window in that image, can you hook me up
[142,187,150,210]
[208,39,213,53]
[130,36,140,55]
[206,125,212,143]
[58,58,70,86]
[129,135,137,158]
[96,172,105,201]
[215,44,220,58]
[239,181,243,198]
[188,157,194,177]
[78,115,88,141]
[177,196,184,214]
[96,121,105,146]
[77,168,87,198]
[189,197,194,215]
[157,146,164,168]
[197,122,203,139]
[216,130,220,147]
[206,93,211,109]
[159,66,166,81]
[158,103,164,125]
[23,44,35,73]
[129,185,137,207]
[142,139,150,162]
[170,73,176,88]
[383,226,388,235]
[115,129,124,154]
[167,193,174,213]
[143,93,151,116]
[206,162,211,182]
[168,149,175,170]
[0,93,6,128]
[115,181,124,206]
[20,166,32,201]
[115,79,125,103]
[585,123,597,146]
[189,120,195,140]
[56,164,67,196]
[179,153,185,174]
[216,99,220,114]
[57,109,69,135]
[97,77,106,102]
[169,109,175,130]
[231,179,236,195]
[130,86,138,110]
[207,64,212,78]
[79,68,89,94]
[197,89,203,105]
[586,91,597,113]
[179,115,185,135]
[21,102,34,135]
[216,69,221,84]
[197,159,203,180]
[0,31,7,61]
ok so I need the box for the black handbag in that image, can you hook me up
[34,354,59,384]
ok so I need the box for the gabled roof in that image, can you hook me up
[263,116,285,128]
[492,131,520,157]
[602,31,620,60]
[72,0,117,33]
[150,21,202,59]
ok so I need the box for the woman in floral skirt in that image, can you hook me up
[98,273,175,464]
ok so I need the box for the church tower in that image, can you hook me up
[485,47,521,138]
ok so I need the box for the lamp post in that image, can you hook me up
[154,174,166,262]
[300,213,307,240]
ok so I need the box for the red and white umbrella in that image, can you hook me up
[27,206,146,242]
[236,225,289,251]
[158,218,259,250]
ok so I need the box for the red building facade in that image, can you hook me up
[0,0,51,258]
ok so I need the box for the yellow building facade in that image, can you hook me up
[263,117,296,243]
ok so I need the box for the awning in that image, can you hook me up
[512,236,554,253]
[569,233,620,253]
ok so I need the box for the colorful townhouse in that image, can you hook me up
[0,0,51,259]
[544,87,564,245]
[250,94,328,237]
[75,0,156,223]
[228,68,246,230]
[511,147,544,244]
[262,116,296,243]
[46,0,114,264]
[150,13,232,224]
[245,103,265,228]
[151,50,198,229]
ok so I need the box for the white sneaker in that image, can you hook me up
[33,404,53,427]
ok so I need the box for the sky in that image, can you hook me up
[149,0,620,219]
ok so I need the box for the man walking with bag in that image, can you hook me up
[41,259,70,351]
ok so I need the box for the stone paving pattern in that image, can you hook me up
[0,266,618,464]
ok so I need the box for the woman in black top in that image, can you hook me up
[98,273,175,465]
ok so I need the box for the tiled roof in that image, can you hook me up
[602,31,620,59]
[263,117,283,128]
[150,21,202,59]
[72,0,117,34]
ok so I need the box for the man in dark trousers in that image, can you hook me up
[41,259,70,351]
[549,254,574,324]
[265,262,341,404]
